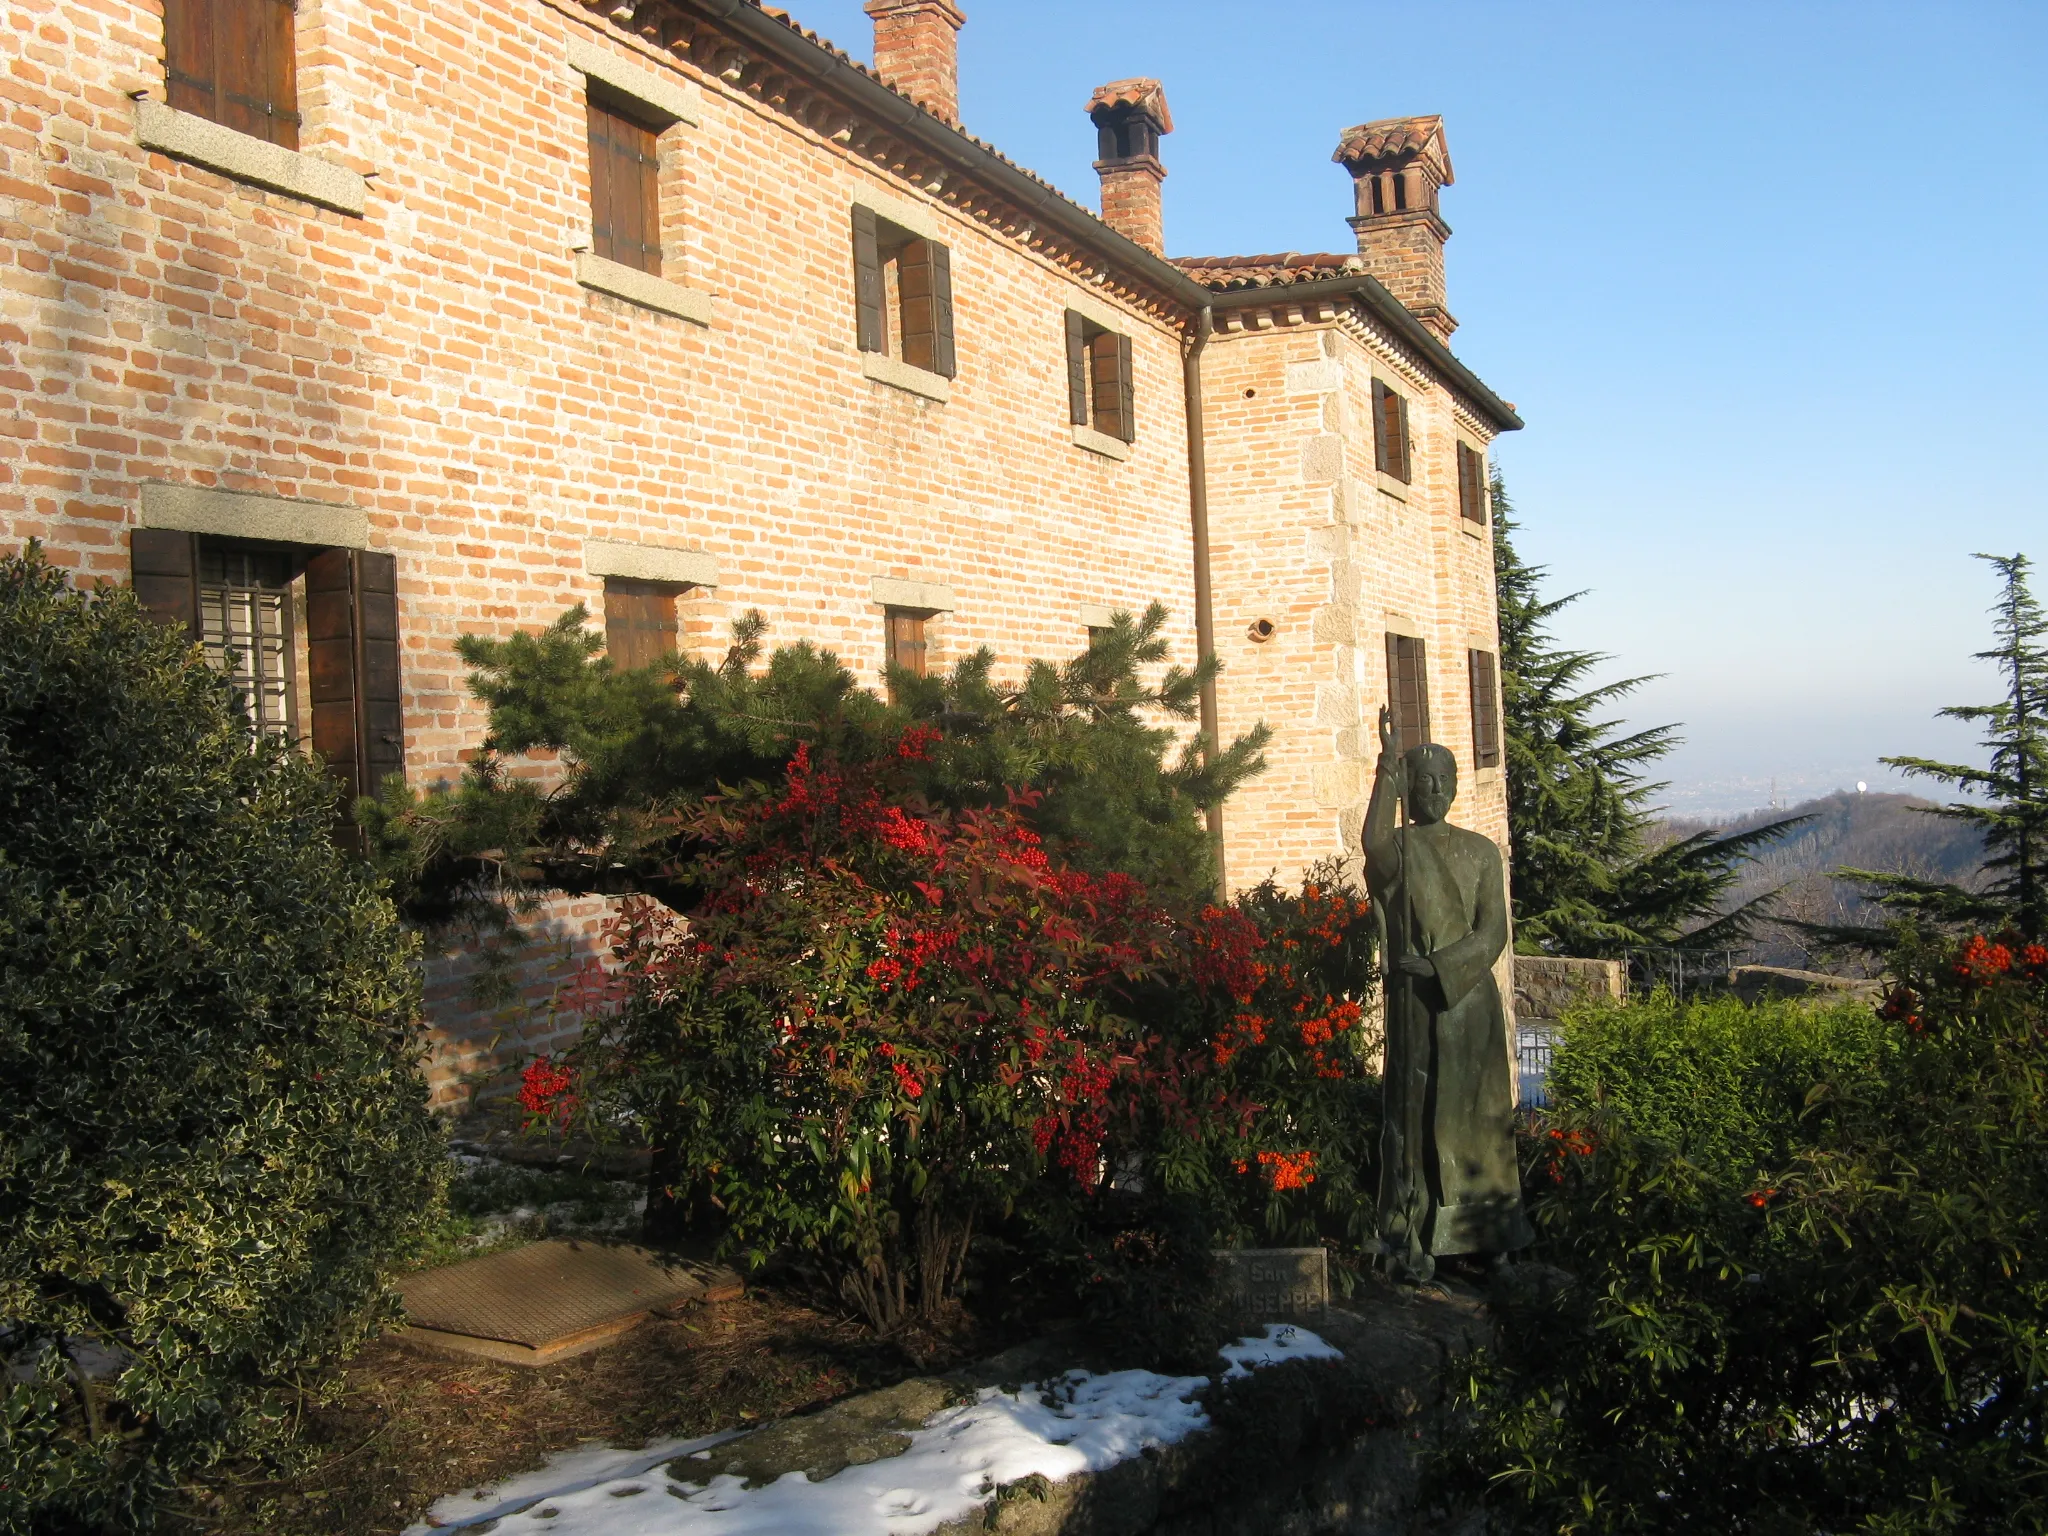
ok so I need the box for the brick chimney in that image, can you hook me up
[1087,79,1172,256]
[864,0,966,126]
[1333,115,1456,340]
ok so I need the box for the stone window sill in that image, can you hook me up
[1474,765,1502,786]
[1461,517,1487,539]
[1071,424,1131,461]
[136,99,367,216]
[1376,470,1411,502]
[861,352,951,403]
[574,252,713,325]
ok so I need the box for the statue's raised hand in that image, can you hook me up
[1378,704,1400,763]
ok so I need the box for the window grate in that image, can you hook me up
[199,544,297,741]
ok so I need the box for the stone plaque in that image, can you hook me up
[1211,1247,1328,1320]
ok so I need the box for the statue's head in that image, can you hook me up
[1403,743,1458,825]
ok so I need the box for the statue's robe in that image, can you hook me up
[1367,821,1532,1256]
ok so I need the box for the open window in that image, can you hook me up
[852,207,956,380]
[1064,311,1135,444]
[132,529,403,810]
[1372,379,1412,484]
[1384,632,1430,755]
[163,0,300,149]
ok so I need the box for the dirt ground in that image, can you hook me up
[173,1286,1007,1536]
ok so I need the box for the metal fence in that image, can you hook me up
[1517,1024,1557,1109]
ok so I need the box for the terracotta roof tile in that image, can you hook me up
[1332,114,1452,183]
[1171,252,1365,290]
[1085,77,1173,134]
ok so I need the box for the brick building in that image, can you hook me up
[1,0,1521,1100]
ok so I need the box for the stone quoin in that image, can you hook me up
[1,0,1522,1104]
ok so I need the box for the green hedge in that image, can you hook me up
[0,550,445,1533]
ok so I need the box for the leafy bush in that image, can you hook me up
[1444,947,2048,1533]
[0,550,444,1533]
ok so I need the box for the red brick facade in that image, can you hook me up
[1,0,1520,1103]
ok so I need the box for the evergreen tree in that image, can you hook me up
[1837,552,2048,941]
[1492,473,1797,955]
[366,602,1269,927]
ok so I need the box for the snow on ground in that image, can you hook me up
[405,1326,1343,1536]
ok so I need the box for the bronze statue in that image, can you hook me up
[1365,706,1532,1283]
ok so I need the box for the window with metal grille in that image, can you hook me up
[163,0,300,150]
[587,91,663,275]
[1457,442,1488,525]
[199,543,298,740]
[1372,379,1412,484]
[884,607,927,696]
[603,578,680,672]
[1385,633,1430,755]
[1468,648,1501,769]
[1063,311,1135,443]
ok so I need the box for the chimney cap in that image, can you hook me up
[1332,115,1452,184]
[1086,77,1173,135]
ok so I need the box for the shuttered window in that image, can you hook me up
[199,543,298,741]
[885,608,927,692]
[852,207,957,380]
[1457,443,1487,525]
[1373,379,1412,484]
[163,0,300,150]
[1385,633,1430,755]
[1468,648,1501,769]
[604,578,680,672]
[588,92,662,275]
[1064,311,1135,443]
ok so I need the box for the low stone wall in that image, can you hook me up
[1511,956,1625,1024]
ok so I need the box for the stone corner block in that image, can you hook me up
[566,35,700,126]
[584,539,720,587]
[1070,423,1131,461]
[139,482,368,548]
[1300,433,1343,485]
[860,351,952,404]
[1310,759,1368,809]
[871,575,956,613]
[573,253,714,326]
[136,100,367,216]
[1285,358,1345,395]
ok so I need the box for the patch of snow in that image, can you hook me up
[405,1328,1343,1535]
[1216,1322,1346,1381]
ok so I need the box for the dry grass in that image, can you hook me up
[173,1286,1005,1536]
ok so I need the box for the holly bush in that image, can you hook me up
[0,550,444,1533]
[529,735,1380,1333]
[1443,935,2048,1533]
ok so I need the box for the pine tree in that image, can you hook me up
[1492,472,1798,955]
[1837,553,2048,941]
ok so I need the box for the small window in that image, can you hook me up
[603,577,680,671]
[1468,648,1501,769]
[163,0,300,149]
[1372,379,1412,484]
[1064,311,1135,444]
[884,607,927,693]
[1457,443,1488,525]
[852,207,957,379]
[199,541,299,741]
[1385,633,1430,755]
[587,91,663,275]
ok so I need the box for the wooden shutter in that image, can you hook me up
[1394,392,1412,483]
[165,0,300,149]
[604,578,679,672]
[928,241,956,379]
[885,609,926,680]
[1469,648,1501,768]
[1457,443,1485,523]
[1114,332,1135,443]
[852,206,886,354]
[1385,633,1430,755]
[588,94,660,275]
[898,238,938,372]
[307,548,404,816]
[131,528,201,640]
[1372,380,1394,476]
[1064,310,1090,425]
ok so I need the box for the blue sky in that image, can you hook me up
[800,0,2047,816]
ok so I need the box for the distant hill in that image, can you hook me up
[1650,791,1987,973]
